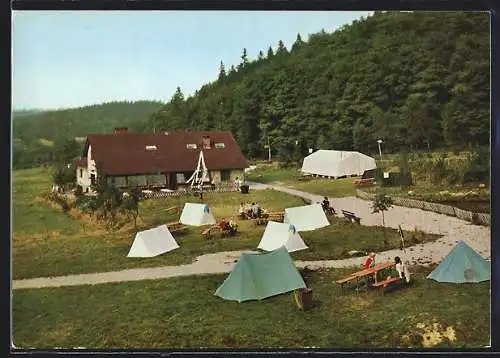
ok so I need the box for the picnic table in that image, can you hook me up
[201,221,238,240]
[253,211,284,225]
[335,261,396,294]
[166,221,188,234]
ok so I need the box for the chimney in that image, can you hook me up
[114,127,129,135]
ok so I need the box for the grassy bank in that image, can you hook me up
[12,266,490,348]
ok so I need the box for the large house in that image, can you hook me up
[75,128,249,193]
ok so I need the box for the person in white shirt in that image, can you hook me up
[394,256,411,283]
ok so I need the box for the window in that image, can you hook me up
[202,136,211,149]
[79,169,83,178]
[215,143,225,149]
[221,170,230,182]
[186,144,197,149]
[90,174,96,185]
[145,145,157,151]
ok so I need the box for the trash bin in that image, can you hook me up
[240,185,249,194]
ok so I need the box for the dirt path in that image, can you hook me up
[12,181,490,290]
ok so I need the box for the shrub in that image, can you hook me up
[471,212,482,225]
[74,185,83,197]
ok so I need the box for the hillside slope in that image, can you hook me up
[148,11,489,160]
[13,100,164,143]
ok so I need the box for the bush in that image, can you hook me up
[74,185,83,197]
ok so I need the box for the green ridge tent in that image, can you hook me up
[427,240,491,283]
[214,247,306,302]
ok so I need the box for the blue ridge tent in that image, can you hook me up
[214,247,306,302]
[427,240,491,283]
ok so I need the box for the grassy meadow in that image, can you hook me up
[13,167,440,279]
[12,266,490,348]
[246,163,358,197]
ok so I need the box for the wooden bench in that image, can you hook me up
[341,210,361,224]
[253,217,268,226]
[201,226,219,240]
[167,221,188,234]
[335,276,357,294]
[267,211,284,222]
[353,178,375,185]
[372,276,403,295]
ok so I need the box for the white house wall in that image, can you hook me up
[76,166,91,192]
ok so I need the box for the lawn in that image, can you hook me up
[246,164,357,197]
[12,167,440,280]
[12,266,490,348]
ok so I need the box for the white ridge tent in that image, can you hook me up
[127,225,180,258]
[180,203,216,226]
[257,221,308,253]
[301,150,377,178]
[284,204,329,231]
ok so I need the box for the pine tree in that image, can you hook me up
[218,61,226,81]
[267,46,274,59]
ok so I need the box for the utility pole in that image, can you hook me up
[267,137,271,162]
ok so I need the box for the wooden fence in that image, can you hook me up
[355,189,490,227]
[140,185,240,200]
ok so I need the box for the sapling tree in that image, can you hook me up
[371,193,394,247]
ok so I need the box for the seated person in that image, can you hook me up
[251,202,259,218]
[218,219,228,230]
[228,220,237,236]
[238,203,246,218]
[322,196,330,211]
[394,256,411,283]
[363,252,377,269]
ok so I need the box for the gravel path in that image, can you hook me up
[12,181,490,290]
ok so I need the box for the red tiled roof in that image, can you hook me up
[85,131,249,175]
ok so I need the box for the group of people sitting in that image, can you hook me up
[238,202,262,219]
[321,196,336,216]
[362,252,411,283]
[217,218,238,236]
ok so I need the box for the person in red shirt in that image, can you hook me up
[363,252,377,269]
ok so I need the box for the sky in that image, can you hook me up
[12,11,373,111]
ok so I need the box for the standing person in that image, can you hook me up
[363,252,377,269]
[394,256,411,283]
[234,177,241,189]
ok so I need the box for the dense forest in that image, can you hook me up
[148,11,489,161]
[13,11,489,169]
[13,101,164,169]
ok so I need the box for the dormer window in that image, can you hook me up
[215,143,225,149]
[145,145,157,151]
[202,136,211,149]
[186,143,197,149]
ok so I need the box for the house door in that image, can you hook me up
[169,173,178,190]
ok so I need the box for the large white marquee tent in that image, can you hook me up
[301,150,377,178]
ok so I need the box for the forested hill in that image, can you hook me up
[13,100,164,169]
[13,100,164,142]
[148,11,489,160]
